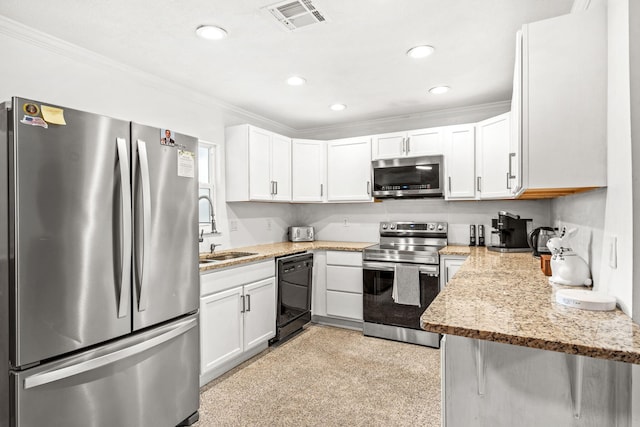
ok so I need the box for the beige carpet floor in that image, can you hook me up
[196,324,441,427]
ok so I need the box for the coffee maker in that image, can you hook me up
[488,211,532,253]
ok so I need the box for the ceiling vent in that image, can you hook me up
[265,0,329,31]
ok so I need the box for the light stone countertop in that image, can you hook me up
[421,247,640,364]
[199,241,375,272]
[439,245,471,256]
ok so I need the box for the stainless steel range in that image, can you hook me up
[362,221,447,347]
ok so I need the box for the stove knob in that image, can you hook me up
[437,224,444,231]
[390,224,396,230]
[381,223,388,230]
[428,224,435,230]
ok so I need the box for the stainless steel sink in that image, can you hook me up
[207,252,257,261]
[199,259,219,265]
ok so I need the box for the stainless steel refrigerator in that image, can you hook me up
[0,97,200,427]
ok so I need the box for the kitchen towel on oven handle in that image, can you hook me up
[392,264,421,306]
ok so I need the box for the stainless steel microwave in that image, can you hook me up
[372,155,444,198]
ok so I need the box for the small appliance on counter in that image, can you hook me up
[487,211,532,253]
[528,227,557,257]
[288,226,315,242]
[546,228,593,286]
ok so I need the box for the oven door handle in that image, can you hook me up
[363,261,439,275]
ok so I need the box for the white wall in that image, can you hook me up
[296,199,551,245]
[627,0,640,422]
[549,0,634,315]
[550,189,606,289]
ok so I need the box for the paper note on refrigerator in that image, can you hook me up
[41,105,67,125]
[177,150,195,178]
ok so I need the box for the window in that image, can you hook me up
[198,141,219,234]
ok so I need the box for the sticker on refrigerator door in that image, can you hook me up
[177,150,195,178]
[19,115,48,128]
[160,129,176,146]
[41,105,67,125]
[22,103,40,116]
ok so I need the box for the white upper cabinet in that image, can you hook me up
[327,137,373,202]
[372,128,443,160]
[371,131,405,160]
[292,139,326,203]
[406,128,443,157]
[476,112,512,199]
[226,124,291,202]
[508,31,523,197]
[270,133,292,202]
[516,6,606,197]
[443,124,476,200]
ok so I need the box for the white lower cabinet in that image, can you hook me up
[200,287,243,373]
[325,251,363,321]
[439,255,467,290]
[200,260,275,385]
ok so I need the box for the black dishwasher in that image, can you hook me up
[270,252,313,345]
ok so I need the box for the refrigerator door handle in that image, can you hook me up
[116,137,132,319]
[23,317,198,390]
[136,140,152,312]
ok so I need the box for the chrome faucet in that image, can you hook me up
[198,195,218,234]
[210,243,221,253]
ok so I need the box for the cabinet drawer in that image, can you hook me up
[326,265,362,293]
[200,259,275,297]
[326,251,362,267]
[326,290,363,320]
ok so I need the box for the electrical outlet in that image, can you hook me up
[266,219,272,231]
[609,235,617,269]
[230,220,238,232]
[343,218,349,227]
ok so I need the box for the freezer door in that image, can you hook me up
[10,98,132,368]
[12,314,199,427]
[131,123,199,330]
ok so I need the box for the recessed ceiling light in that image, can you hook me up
[407,45,435,59]
[287,76,306,86]
[429,86,450,95]
[195,25,228,40]
[330,103,347,111]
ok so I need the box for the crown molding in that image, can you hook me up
[292,100,511,139]
[0,15,296,135]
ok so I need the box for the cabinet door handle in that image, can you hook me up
[246,294,251,312]
[274,181,278,195]
[506,172,511,190]
[406,136,411,153]
[448,176,452,193]
[367,181,371,195]
[270,181,274,195]
[401,137,406,154]
[508,152,516,179]
[477,177,481,192]
[241,295,245,313]
[320,183,323,197]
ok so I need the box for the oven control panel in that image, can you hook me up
[379,221,447,234]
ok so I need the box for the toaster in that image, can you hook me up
[288,226,315,242]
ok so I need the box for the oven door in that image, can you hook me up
[362,261,439,330]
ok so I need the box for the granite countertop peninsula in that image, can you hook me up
[199,241,374,272]
[422,247,640,364]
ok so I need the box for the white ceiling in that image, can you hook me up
[0,0,574,132]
